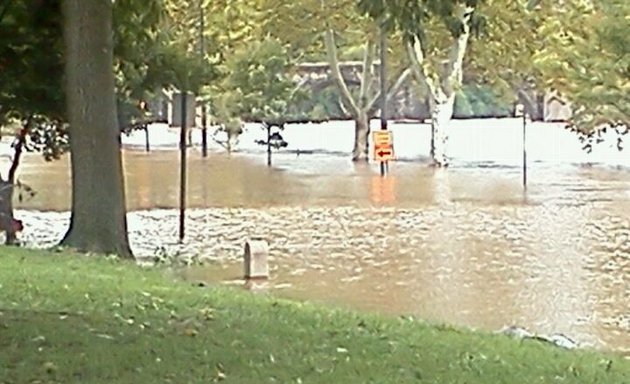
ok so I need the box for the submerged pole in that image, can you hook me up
[266,123,272,167]
[144,126,150,152]
[199,0,208,158]
[201,105,208,157]
[379,22,388,177]
[522,111,527,189]
[179,92,188,242]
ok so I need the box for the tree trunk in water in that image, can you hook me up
[352,111,370,162]
[226,135,233,154]
[2,117,30,245]
[226,129,241,154]
[430,95,456,167]
[60,0,132,258]
[0,181,16,245]
[426,95,436,161]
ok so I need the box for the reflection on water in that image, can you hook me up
[370,175,396,204]
[3,119,629,355]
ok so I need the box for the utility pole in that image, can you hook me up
[199,0,208,157]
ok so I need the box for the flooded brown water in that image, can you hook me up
[5,138,630,355]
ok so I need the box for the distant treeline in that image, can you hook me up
[146,83,545,127]
[283,83,531,123]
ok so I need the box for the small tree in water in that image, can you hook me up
[207,89,244,153]
[223,37,304,126]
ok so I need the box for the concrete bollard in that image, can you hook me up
[244,239,269,280]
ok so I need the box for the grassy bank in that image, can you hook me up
[0,247,627,383]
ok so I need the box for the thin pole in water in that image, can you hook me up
[522,112,527,189]
[199,0,208,158]
[266,123,272,167]
[379,22,388,177]
[179,92,188,242]
[201,104,208,157]
[144,126,150,152]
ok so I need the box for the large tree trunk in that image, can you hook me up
[60,0,132,257]
[430,93,455,167]
[352,110,370,161]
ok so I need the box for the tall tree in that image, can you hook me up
[464,0,547,118]
[532,0,629,145]
[359,0,485,166]
[325,28,411,161]
[60,0,131,257]
[362,0,629,161]
[262,0,411,161]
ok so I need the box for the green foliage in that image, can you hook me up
[0,0,218,160]
[159,0,221,93]
[0,0,64,120]
[291,85,348,121]
[0,0,66,163]
[533,0,629,137]
[0,247,629,383]
[455,84,512,118]
[357,0,486,41]
[21,116,69,161]
[465,0,558,114]
[287,81,510,121]
[454,92,474,118]
[402,0,628,137]
[259,0,414,86]
[222,38,301,123]
[113,0,165,99]
[205,85,244,139]
[261,0,374,58]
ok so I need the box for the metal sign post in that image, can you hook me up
[515,103,528,190]
[379,22,388,177]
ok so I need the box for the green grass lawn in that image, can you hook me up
[0,247,628,383]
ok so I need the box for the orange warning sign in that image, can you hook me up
[373,131,394,162]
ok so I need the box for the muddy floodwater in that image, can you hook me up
[4,119,629,355]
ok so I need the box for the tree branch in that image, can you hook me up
[8,115,32,184]
[211,124,239,151]
[338,95,349,116]
[405,37,438,99]
[358,38,376,108]
[442,5,475,96]
[367,67,412,114]
[324,29,359,116]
